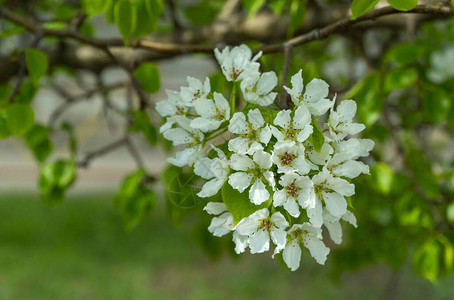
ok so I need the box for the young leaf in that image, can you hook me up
[387,0,418,11]
[82,0,106,17]
[133,62,160,93]
[114,0,136,45]
[351,0,379,20]
[39,160,76,205]
[115,169,155,230]
[25,49,48,85]
[309,116,324,153]
[384,68,418,92]
[221,183,271,224]
[422,88,451,124]
[25,124,53,162]
[5,104,34,135]
[132,0,160,39]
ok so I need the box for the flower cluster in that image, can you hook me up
[156,44,374,271]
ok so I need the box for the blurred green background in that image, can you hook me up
[1,191,453,300]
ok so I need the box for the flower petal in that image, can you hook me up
[228,172,253,193]
[249,179,270,205]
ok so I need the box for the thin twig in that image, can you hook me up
[279,42,292,109]
[78,137,127,168]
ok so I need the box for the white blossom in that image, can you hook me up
[204,202,234,237]
[180,76,211,104]
[279,223,330,271]
[240,71,278,106]
[284,69,332,116]
[235,208,289,254]
[322,210,357,244]
[270,105,313,144]
[271,142,310,175]
[156,89,188,117]
[228,150,274,205]
[228,108,272,155]
[273,172,315,217]
[328,99,365,141]
[195,150,229,198]
[190,92,230,132]
[214,44,262,82]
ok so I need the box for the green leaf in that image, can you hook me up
[243,0,266,18]
[385,43,422,65]
[5,104,34,135]
[370,163,394,194]
[25,49,48,85]
[221,183,271,224]
[16,81,37,104]
[386,0,417,11]
[447,202,454,224]
[288,0,306,37]
[384,68,418,92]
[130,111,158,145]
[413,239,440,282]
[39,160,76,205]
[184,3,216,26]
[0,114,11,139]
[0,85,11,108]
[132,0,161,38]
[351,0,380,20]
[422,88,451,124]
[309,116,324,153]
[82,0,106,17]
[133,62,160,93]
[115,169,155,230]
[25,124,52,162]
[114,0,136,45]
[343,72,382,126]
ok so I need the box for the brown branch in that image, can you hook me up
[2,3,454,57]
[256,3,454,54]
[48,81,127,130]
[78,137,127,168]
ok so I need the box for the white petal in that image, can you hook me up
[271,212,289,229]
[248,108,265,129]
[273,189,286,207]
[303,78,329,103]
[228,137,250,155]
[249,229,270,254]
[283,242,302,271]
[213,92,230,118]
[190,117,222,132]
[229,153,254,171]
[228,112,248,134]
[249,179,270,205]
[257,72,278,95]
[193,99,216,117]
[228,172,253,193]
[342,210,358,228]
[253,150,272,169]
[303,236,330,265]
[307,198,323,227]
[194,158,214,179]
[208,213,234,237]
[155,100,177,117]
[163,128,193,145]
[284,197,300,218]
[233,231,249,254]
[323,192,347,218]
[293,106,311,129]
[167,148,196,167]
[204,202,227,215]
[323,213,343,244]
[307,98,332,116]
[274,110,291,129]
[336,100,357,121]
[328,177,355,196]
[197,177,226,198]
[271,228,287,251]
[259,126,272,145]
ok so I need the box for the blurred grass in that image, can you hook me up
[0,191,453,300]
